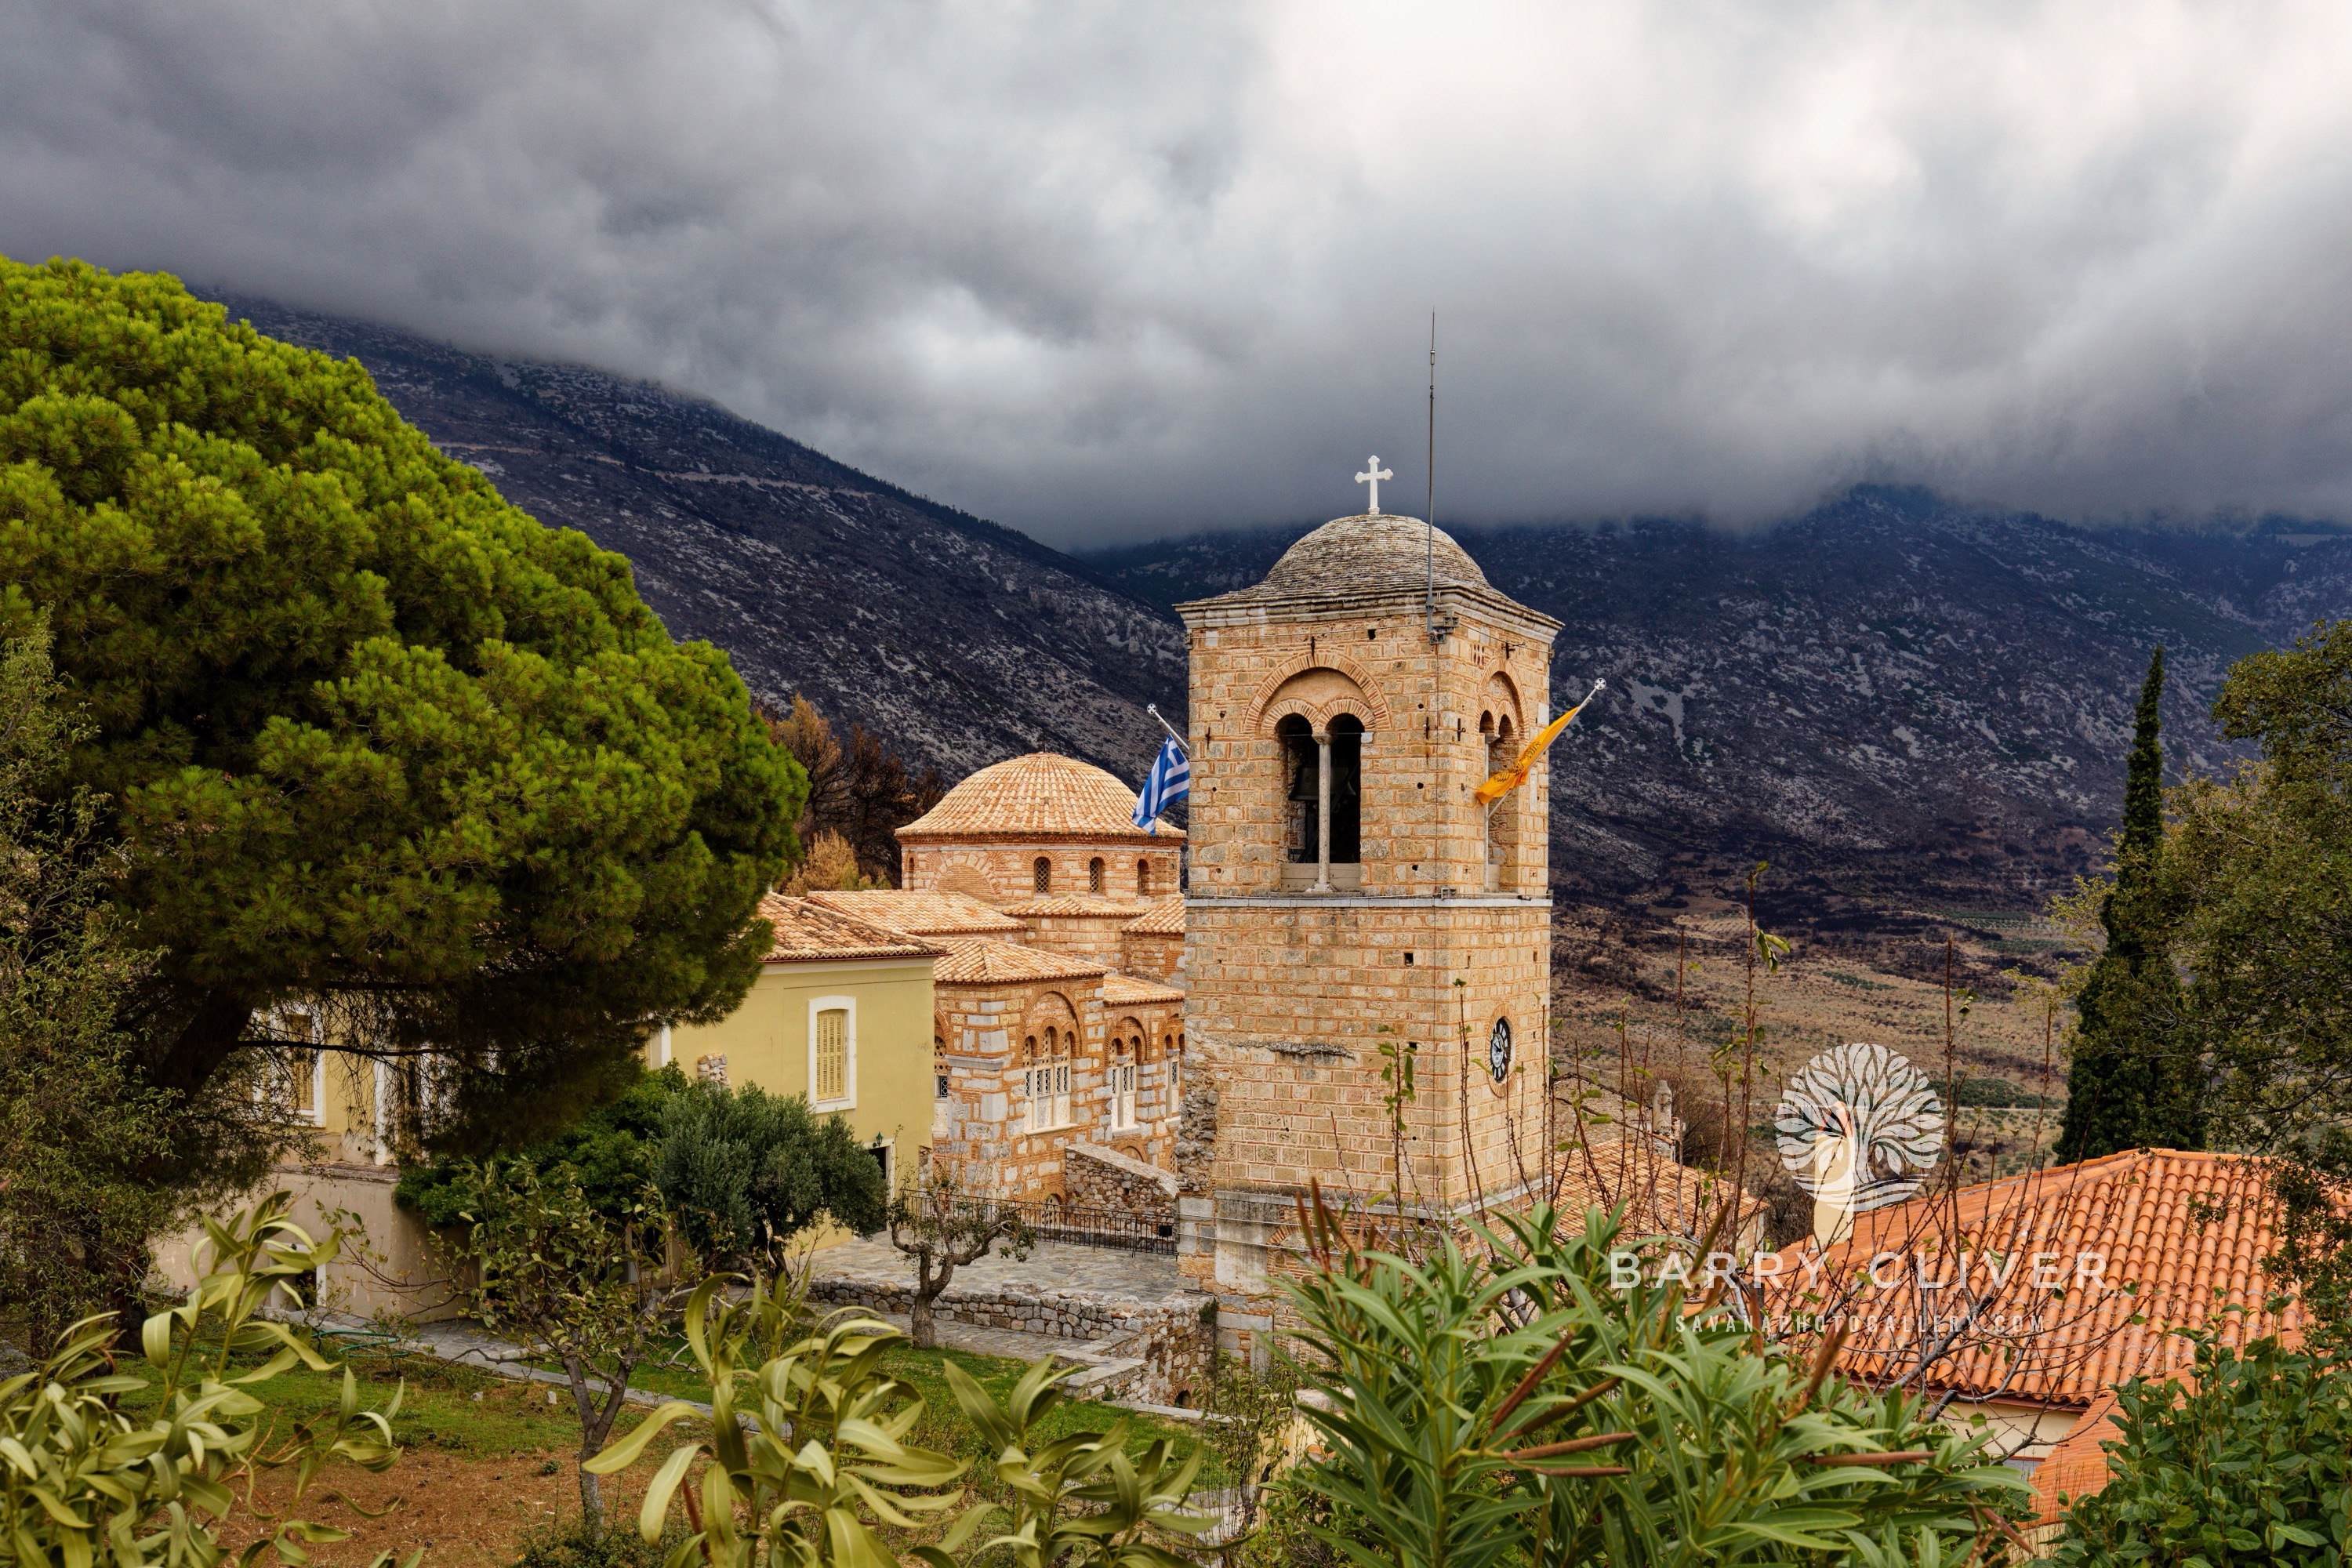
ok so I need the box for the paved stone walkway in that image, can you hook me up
[808,1239,1188,1303]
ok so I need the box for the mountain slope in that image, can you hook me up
[210,294,1188,784]
[1085,491,2352,916]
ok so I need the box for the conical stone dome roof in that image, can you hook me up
[896,751,1183,843]
[1258,513,1490,597]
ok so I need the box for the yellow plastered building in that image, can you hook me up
[654,893,943,1202]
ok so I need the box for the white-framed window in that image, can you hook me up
[1023,1027,1072,1131]
[1111,1060,1138,1131]
[256,1007,326,1125]
[809,996,856,1109]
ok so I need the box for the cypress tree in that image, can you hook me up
[2059,646,2203,1160]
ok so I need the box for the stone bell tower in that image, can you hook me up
[1174,492,1563,1315]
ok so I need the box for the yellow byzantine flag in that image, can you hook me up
[1474,679,1606,806]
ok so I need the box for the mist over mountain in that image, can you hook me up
[216,292,2352,922]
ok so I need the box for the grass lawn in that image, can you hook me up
[118,1350,601,1457]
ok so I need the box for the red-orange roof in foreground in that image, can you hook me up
[1773,1149,2303,1410]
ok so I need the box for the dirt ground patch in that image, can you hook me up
[218,1446,666,1568]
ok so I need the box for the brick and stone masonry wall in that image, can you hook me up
[904,842,1180,908]
[1065,1142,1178,1221]
[933,974,1183,1195]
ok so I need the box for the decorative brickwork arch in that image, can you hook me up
[1246,652,1393,736]
[935,862,996,902]
[1481,670,1524,736]
[1021,989,1082,1045]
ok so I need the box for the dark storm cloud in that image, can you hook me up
[5,1,2352,544]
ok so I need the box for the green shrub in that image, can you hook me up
[2053,1323,2352,1566]
[654,1079,887,1264]
[0,1196,404,1566]
[1283,1196,2031,1568]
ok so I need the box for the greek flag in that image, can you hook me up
[1133,735,1189,832]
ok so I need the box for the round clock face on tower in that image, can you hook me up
[1488,1018,1513,1083]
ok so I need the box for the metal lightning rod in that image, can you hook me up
[1425,311,1438,645]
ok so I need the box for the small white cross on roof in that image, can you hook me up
[1355,455,1393,515]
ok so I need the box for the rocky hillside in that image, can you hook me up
[1085,492,2352,920]
[210,295,1189,785]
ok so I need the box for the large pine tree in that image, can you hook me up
[2058,646,2204,1160]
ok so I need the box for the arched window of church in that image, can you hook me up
[1052,1030,1070,1127]
[1278,714,1316,864]
[1033,856,1051,894]
[1135,858,1151,897]
[1026,1026,1071,1131]
[1088,857,1105,894]
[1111,1038,1137,1130]
[1328,714,1364,864]
[1486,715,1519,889]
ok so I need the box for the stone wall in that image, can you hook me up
[1065,1142,1178,1218]
[1119,927,1185,982]
[806,1274,1213,1406]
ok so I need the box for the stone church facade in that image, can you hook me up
[813,752,1193,1207]
[1170,511,1567,1330]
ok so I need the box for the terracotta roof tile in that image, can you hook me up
[1001,895,1147,919]
[1102,971,1185,1006]
[756,894,941,964]
[804,889,1027,938]
[897,753,1183,844]
[1121,898,1185,936]
[1776,1149,2314,1410]
[931,938,1109,986]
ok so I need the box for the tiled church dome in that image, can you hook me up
[1254,513,1490,598]
[896,751,1182,843]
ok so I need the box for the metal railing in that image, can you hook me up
[996,1199,1178,1255]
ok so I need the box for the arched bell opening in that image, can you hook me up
[1485,713,1519,891]
[1328,714,1363,865]
[1278,714,1316,868]
[1278,710,1366,891]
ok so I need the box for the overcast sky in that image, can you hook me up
[5,2,2351,546]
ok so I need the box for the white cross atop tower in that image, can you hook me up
[1354,455,1393,515]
